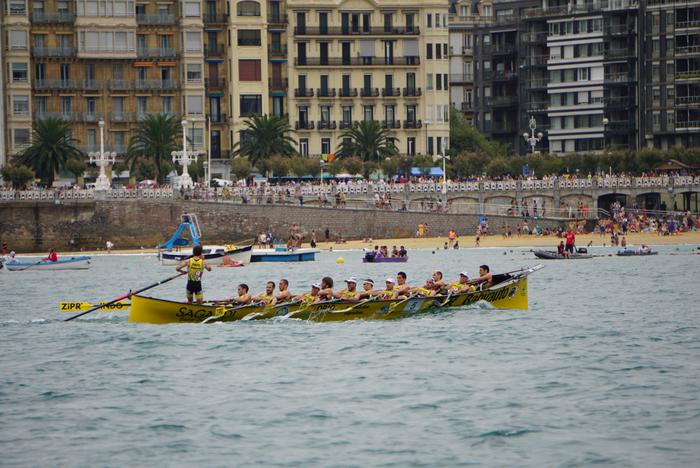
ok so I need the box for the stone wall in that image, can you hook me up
[0,200,568,252]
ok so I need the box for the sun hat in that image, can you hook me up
[345,277,357,284]
[385,277,395,283]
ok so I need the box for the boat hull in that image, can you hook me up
[362,257,408,263]
[5,256,92,271]
[250,248,318,262]
[160,244,253,265]
[617,249,658,256]
[128,273,533,324]
[533,250,592,260]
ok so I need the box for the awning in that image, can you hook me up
[410,166,443,176]
[359,40,375,57]
[403,39,418,56]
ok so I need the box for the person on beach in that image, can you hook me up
[252,281,277,306]
[334,278,359,300]
[176,245,211,303]
[275,279,293,303]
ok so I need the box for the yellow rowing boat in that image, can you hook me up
[128,266,538,324]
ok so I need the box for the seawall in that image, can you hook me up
[0,200,567,252]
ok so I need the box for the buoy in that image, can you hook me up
[336,257,345,264]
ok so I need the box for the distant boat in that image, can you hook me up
[533,250,592,260]
[159,244,253,265]
[251,247,318,262]
[4,256,92,271]
[616,248,658,256]
[363,256,408,263]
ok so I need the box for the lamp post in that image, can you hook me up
[171,119,195,189]
[522,116,543,155]
[88,119,116,191]
[432,149,450,210]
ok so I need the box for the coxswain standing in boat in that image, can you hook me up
[275,279,293,303]
[252,281,277,306]
[333,277,359,301]
[473,265,493,290]
[176,244,211,304]
[565,229,576,254]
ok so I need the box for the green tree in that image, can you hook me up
[266,154,290,177]
[233,114,296,167]
[65,158,87,184]
[17,117,82,186]
[336,120,398,169]
[1,164,35,189]
[381,156,400,179]
[342,156,364,176]
[126,113,181,184]
[485,157,512,177]
[230,156,253,180]
[449,107,506,158]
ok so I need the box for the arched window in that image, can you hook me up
[237,1,260,16]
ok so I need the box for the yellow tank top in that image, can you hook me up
[300,293,315,305]
[449,281,461,289]
[380,290,394,299]
[340,290,357,300]
[258,294,274,305]
[188,257,204,281]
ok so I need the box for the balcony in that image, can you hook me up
[206,78,227,89]
[32,11,75,23]
[33,47,76,58]
[317,120,337,130]
[238,38,262,46]
[460,102,474,112]
[209,113,228,124]
[317,88,337,97]
[676,95,700,105]
[676,20,700,29]
[382,87,400,97]
[339,120,356,129]
[606,47,631,58]
[205,44,225,57]
[269,78,288,89]
[491,44,517,55]
[360,87,380,97]
[676,120,700,129]
[134,79,178,90]
[488,96,518,107]
[676,45,700,55]
[109,80,134,91]
[294,26,419,36]
[295,121,315,130]
[339,88,358,97]
[295,57,419,67]
[136,14,176,25]
[34,112,80,121]
[268,13,288,24]
[676,70,700,81]
[605,72,635,83]
[489,122,516,133]
[268,44,287,56]
[110,112,134,123]
[492,71,517,81]
[294,88,314,97]
[81,112,104,123]
[403,119,422,129]
[203,13,228,24]
[83,79,103,91]
[137,47,177,59]
[606,23,632,35]
[382,120,401,129]
[403,87,422,97]
[449,74,474,84]
[33,79,80,90]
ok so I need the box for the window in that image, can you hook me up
[185,32,201,52]
[426,13,432,28]
[184,1,200,16]
[363,105,373,121]
[162,96,173,114]
[320,105,330,122]
[35,96,47,114]
[237,1,260,16]
[60,96,72,114]
[239,59,261,81]
[186,63,202,82]
[578,67,589,81]
[188,127,204,147]
[11,63,28,82]
[12,95,29,115]
[299,138,309,156]
[427,136,433,155]
[85,97,96,114]
[436,74,442,90]
[240,95,262,116]
[426,43,433,59]
[10,30,27,50]
[114,131,126,151]
[112,96,125,113]
[426,73,433,90]
[112,63,124,79]
[321,138,331,154]
[9,0,26,15]
[436,44,441,59]
[87,129,96,148]
[238,29,261,46]
[14,129,31,148]
[407,137,415,156]
[342,105,352,123]
[186,95,203,114]
[137,96,148,116]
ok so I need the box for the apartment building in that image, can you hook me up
[448,0,492,125]
[285,0,450,157]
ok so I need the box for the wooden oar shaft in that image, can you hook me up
[64,272,185,322]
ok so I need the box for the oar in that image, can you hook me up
[382,294,416,316]
[17,259,45,271]
[284,298,352,320]
[59,301,130,312]
[201,301,262,324]
[301,297,377,319]
[64,272,185,321]
[241,301,301,321]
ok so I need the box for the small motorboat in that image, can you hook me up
[362,256,408,263]
[5,255,92,271]
[617,248,658,256]
[251,247,318,262]
[533,250,593,260]
[159,244,253,265]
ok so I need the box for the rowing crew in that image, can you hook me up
[209,266,494,307]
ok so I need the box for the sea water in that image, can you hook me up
[1,246,699,467]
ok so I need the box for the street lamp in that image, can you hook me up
[171,119,201,189]
[522,116,543,155]
[432,149,450,209]
[88,119,116,191]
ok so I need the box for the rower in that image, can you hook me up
[316,276,334,302]
[375,277,397,299]
[252,281,277,306]
[294,283,320,305]
[221,283,252,305]
[275,278,293,303]
[44,248,58,262]
[474,265,493,290]
[432,270,447,293]
[334,277,359,300]
[357,278,376,300]
[395,271,411,298]
[176,244,211,304]
[449,272,476,294]
[411,278,437,297]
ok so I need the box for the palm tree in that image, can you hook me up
[336,120,398,163]
[233,114,296,167]
[126,114,181,183]
[17,117,82,186]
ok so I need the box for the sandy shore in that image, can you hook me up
[12,231,700,257]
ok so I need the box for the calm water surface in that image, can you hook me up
[1,246,699,467]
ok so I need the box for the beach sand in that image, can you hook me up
[14,231,700,257]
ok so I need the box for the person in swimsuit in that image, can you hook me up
[176,245,211,303]
[334,277,359,300]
